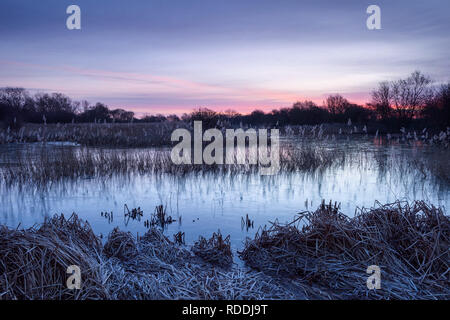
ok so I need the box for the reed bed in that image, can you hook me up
[1,200,448,300]
[239,200,450,299]
[103,228,138,261]
[0,144,343,186]
[0,214,107,299]
[192,231,233,268]
[2,123,448,148]
[0,122,188,147]
[0,214,311,300]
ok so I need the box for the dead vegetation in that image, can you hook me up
[103,228,138,261]
[0,122,188,147]
[0,214,309,300]
[0,144,343,187]
[124,205,143,226]
[173,231,185,245]
[239,200,450,299]
[0,214,107,299]
[241,214,254,231]
[192,231,233,268]
[149,205,175,228]
[1,200,448,300]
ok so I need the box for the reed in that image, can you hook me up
[0,214,312,300]
[103,228,138,261]
[192,231,233,268]
[149,205,175,228]
[1,200,448,300]
[0,214,107,299]
[1,123,448,148]
[239,200,450,299]
[0,122,189,147]
[0,144,343,186]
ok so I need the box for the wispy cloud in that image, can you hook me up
[0,0,448,114]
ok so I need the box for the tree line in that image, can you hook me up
[0,88,183,129]
[182,71,449,129]
[0,89,133,128]
[1,71,449,129]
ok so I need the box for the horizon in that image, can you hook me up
[1,0,449,117]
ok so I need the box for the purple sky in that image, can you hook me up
[0,0,449,116]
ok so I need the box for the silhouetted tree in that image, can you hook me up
[248,110,266,125]
[422,83,450,127]
[0,87,35,127]
[0,72,443,129]
[110,108,135,122]
[141,114,167,123]
[390,71,433,121]
[342,104,374,123]
[77,103,111,123]
[370,81,393,120]
[187,108,219,128]
[325,94,349,116]
[34,93,78,123]
[0,87,29,111]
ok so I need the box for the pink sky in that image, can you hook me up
[1,0,448,117]
[1,59,371,116]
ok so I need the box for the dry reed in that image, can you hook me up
[192,231,233,268]
[1,200,448,300]
[103,228,138,261]
[0,144,342,187]
[0,214,107,299]
[0,214,310,300]
[239,200,450,299]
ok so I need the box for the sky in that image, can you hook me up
[0,0,449,116]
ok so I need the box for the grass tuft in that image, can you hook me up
[239,200,450,299]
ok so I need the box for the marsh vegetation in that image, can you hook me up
[0,89,449,299]
[1,200,448,300]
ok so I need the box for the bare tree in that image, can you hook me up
[110,108,135,122]
[34,93,75,114]
[422,83,450,127]
[371,71,433,121]
[325,94,349,115]
[293,100,317,110]
[370,81,392,120]
[390,71,433,120]
[0,87,30,111]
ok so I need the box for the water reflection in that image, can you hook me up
[0,141,448,250]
